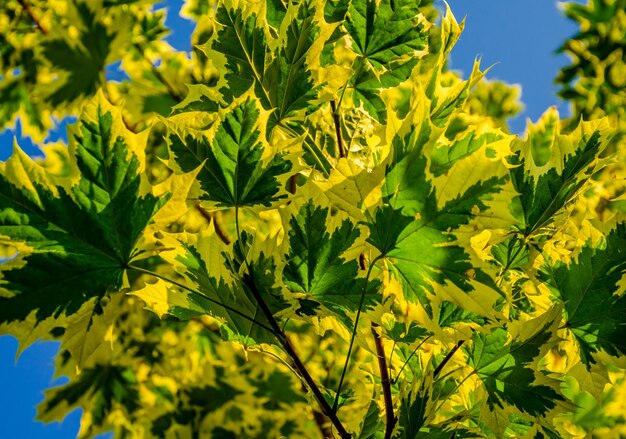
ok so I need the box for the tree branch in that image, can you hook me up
[17,0,48,35]
[371,323,396,439]
[242,273,351,439]
[330,100,345,159]
[313,410,334,439]
[433,340,465,379]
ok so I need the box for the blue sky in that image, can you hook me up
[0,1,580,437]
[440,0,580,133]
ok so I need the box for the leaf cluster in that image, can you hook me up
[1,1,626,438]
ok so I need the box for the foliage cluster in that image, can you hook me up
[1,0,626,438]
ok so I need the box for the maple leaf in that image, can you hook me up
[509,109,608,235]
[41,3,117,106]
[326,0,429,122]
[366,123,505,309]
[283,201,381,325]
[200,1,321,127]
[132,226,281,345]
[539,224,626,366]
[467,307,564,416]
[167,98,292,208]
[0,0,624,437]
[0,93,165,344]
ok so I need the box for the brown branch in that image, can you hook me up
[433,340,465,379]
[195,204,213,222]
[17,0,48,35]
[371,323,396,439]
[284,333,335,438]
[313,410,335,439]
[195,205,231,245]
[330,100,345,159]
[121,114,140,133]
[242,273,351,439]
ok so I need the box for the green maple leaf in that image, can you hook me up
[386,321,429,344]
[186,379,242,413]
[263,2,321,127]
[397,380,431,438]
[437,301,487,327]
[333,0,429,121]
[366,128,503,306]
[41,3,112,106]
[265,0,288,30]
[251,370,307,409]
[0,79,24,133]
[539,224,626,366]
[210,5,268,105]
[0,94,165,338]
[203,2,320,126]
[324,0,350,23]
[509,111,606,234]
[133,230,282,345]
[343,0,427,71]
[351,61,416,122]
[430,132,506,177]
[283,201,380,325]
[357,397,384,438]
[151,378,241,437]
[167,99,292,208]
[467,308,563,416]
[38,365,140,427]
[3,0,624,436]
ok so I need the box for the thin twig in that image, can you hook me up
[256,345,304,387]
[234,208,350,439]
[333,256,380,412]
[17,0,48,35]
[242,272,351,439]
[371,323,397,439]
[313,410,334,439]
[432,340,465,379]
[392,335,432,384]
[330,100,345,158]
